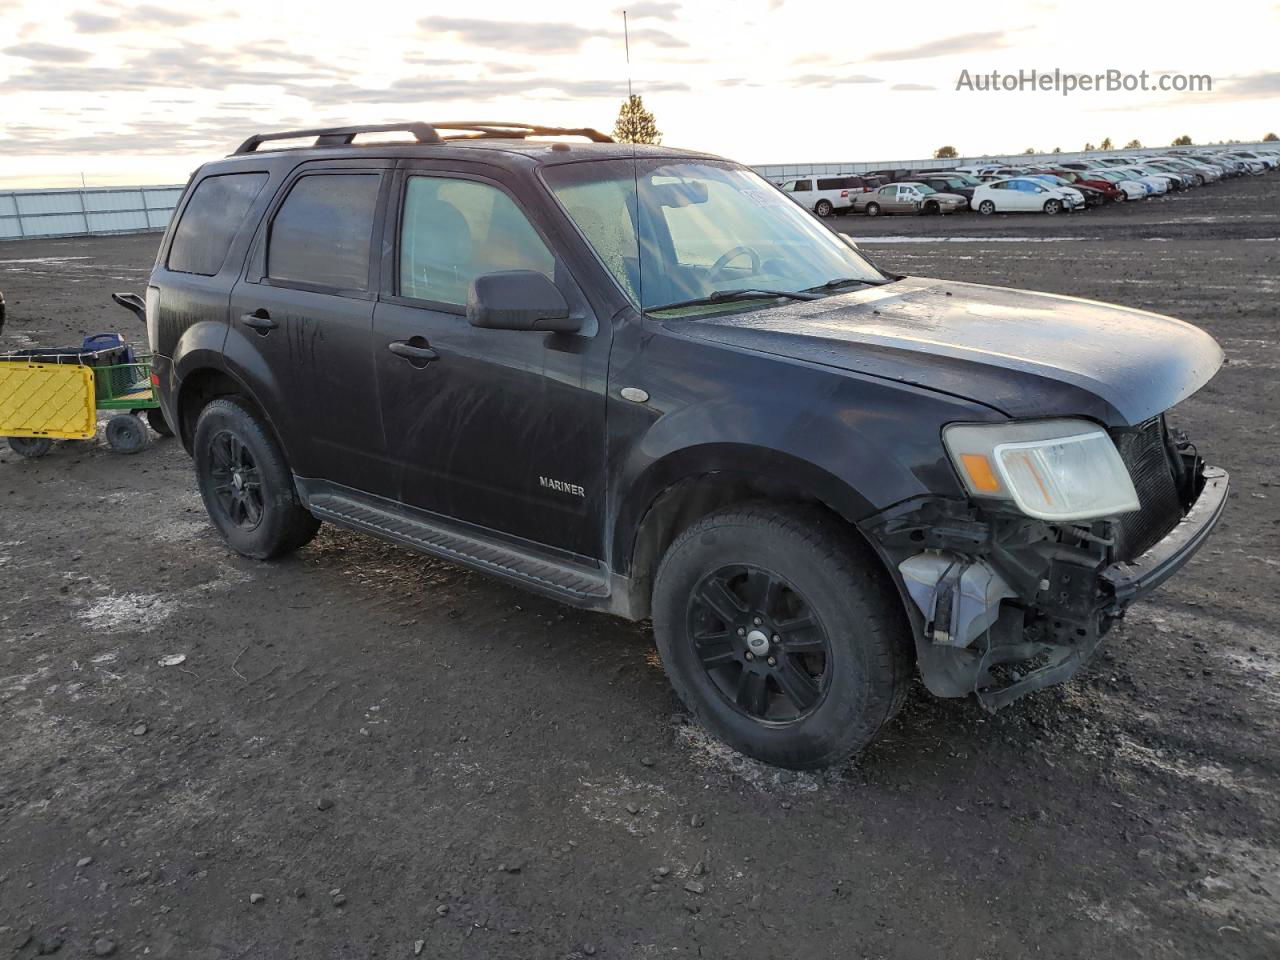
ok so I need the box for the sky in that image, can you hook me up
[0,0,1277,188]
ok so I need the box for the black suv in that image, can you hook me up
[147,121,1228,769]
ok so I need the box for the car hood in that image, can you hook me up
[925,191,966,202]
[678,277,1222,425]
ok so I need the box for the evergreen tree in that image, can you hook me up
[613,95,662,145]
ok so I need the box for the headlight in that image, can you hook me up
[943,419,1140,521]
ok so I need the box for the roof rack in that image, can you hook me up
[232,121,613,155]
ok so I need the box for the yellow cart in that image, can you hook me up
[0,349,164,459]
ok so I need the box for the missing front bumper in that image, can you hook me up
[882,466,1230,711]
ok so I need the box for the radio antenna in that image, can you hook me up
[623,10,634,100]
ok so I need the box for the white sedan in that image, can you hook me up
[972,177,1081,215]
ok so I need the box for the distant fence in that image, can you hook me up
[2,139,1274,240]
[752,142,1278,180]
[0,185,184,241]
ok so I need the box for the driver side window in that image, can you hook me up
[398,176,554,308]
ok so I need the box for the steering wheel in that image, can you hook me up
[708,245,762,283]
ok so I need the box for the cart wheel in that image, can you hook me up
[7,437,54,459]
[106,415,150,455]
[145,408,174,438]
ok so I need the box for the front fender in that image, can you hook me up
[606,332,1003,573]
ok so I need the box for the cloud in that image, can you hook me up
[891,82,936,91]
[419,16,605,53]
[70,11,119,33]
[294,74,689,107]
[1214,71,1280,101]
[617,1,681,17]
[131,4,202,26]
[3,41,93,63]
[866,30,1012,62]
[791,73,882,88]
[418,16,685,53]
[67,4,208,34]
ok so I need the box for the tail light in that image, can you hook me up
[840,190,848,197]
[150,372,160,387]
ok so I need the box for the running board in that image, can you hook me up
[294,479,612,606]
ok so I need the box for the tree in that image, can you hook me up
[1171,134,1193,146]
[933,145,958,159]
[1124,139,1142,149]
[1052,146,1061,153]
[1024,147,1036,154]
[1264,132,1278,142]
[1100,137,1113,150]
[1083,142,1096,151]
[612,95,661,145]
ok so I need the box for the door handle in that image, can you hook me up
[388,340,438,364]
[241,309,277,332]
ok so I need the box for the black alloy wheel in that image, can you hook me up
[208,430,264,530]
[687,564,830,723]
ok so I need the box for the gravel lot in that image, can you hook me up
[1,173,1277,960]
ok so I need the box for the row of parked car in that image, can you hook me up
[776,148,1280,217]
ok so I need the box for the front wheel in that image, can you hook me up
[1043,198,1062,215]
[193,397,319,559]
[864,202,881,217]
[7,436,53,459]
[652,504,912,770]
[978,200,995,215]
[814,199,833,218]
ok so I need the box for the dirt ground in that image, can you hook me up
[1,173,1277,960]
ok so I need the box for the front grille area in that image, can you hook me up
[1111,417,1185,561]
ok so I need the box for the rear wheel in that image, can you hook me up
[652,504,912,769]
[864,202,881,217]
[978,200,995,215]
[193,397,319,559]
[145,408,174,438]
[814,199,834,218]
[7,437,53,459]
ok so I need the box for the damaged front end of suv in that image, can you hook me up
[867,414,1228,710]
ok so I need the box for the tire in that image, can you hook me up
[814,199,833,218]
[864,202,881,217]
[7,436,53,459]
[978,200,995,215]
[105,414,149,455]
[145,407,174,438]
[193,397,319,560]
[923,201,939,215]
[1043,199,1062,215]
[652,503,912,770]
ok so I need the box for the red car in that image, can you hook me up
[1048,169,1125,203]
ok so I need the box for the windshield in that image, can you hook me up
[911,184,937,195]
[542,159,884,314]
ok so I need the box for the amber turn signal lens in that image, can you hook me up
[959,453,1001,493]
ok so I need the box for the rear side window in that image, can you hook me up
[167,173,268,276]
[267,173,379,292]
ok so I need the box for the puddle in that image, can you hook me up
[0,256,93,265]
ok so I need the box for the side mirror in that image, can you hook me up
[467,271,580,333]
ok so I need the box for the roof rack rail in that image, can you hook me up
[233,123,441,155]
[232,121,614,155]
